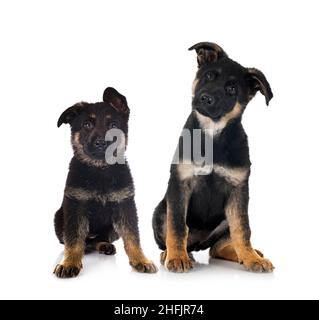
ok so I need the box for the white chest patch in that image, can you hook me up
[213,164,248,186]
[195,111,226,137]
[177,163,248,186]
[177,103,246,184]
[194,102,242,138]
[193,164,214,176]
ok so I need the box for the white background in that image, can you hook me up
[0,0,318,300]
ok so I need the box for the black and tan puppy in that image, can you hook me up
[54,87,157,278]
[153,42,274,273]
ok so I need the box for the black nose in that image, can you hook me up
[94,138,107,150]
[200,94,215,106]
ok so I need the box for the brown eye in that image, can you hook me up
[225,81,238,96]
[83,121,93,129]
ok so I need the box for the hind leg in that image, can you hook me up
[223,186,274,272]
[153,200,169,265]
[152,199,167,252]
[210,235,264,262]
[200,220,263,263]
[95,242,116,255]
[54,207,64,244]
[86,240,117,255]
[210,239,238,262]
[85,227,119,255]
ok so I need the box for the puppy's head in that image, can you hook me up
[57,87,129,167]
[189,42,273,122]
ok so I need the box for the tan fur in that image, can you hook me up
[195,102,243,136]
[166,211,188,258]
[61,243,84,269]
[177,163,248,185]
[214,244,239,262]
[211,239,264,262]
[64,185,134,205]
[213,164,249,186]
[124,237,150,266]
[192,78,199,97]
[194,164,214,176]
[72,132,107,168]
[115,224,156,272]
[177,163,195,181]
[225,190,274,272]
[177,163,214,180]
[165,203,193,271]
[225,191,248,249]
[176,103,243,181]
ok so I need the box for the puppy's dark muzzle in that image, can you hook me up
[93,138,107,152]
[200,93,216,106]
[197,93,222,119]
[94,138,106,150]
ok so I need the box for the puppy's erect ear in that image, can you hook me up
[103,87,129,115]
[189,42,228,67]
[57,102,86,127]
[247,68,273,105]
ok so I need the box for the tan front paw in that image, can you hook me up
[165,255,194,273]
[241,256,274,273]
[130,260,158,274]
[54,262,82,278]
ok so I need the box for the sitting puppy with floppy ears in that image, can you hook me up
[153,42,274,273]
[54,87,157,278]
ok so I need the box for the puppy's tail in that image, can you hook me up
[193,220,230,251]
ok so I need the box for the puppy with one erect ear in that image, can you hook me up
[54,87,157,278]
[153,42,274,273]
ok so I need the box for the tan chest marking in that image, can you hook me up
[213,164,249,186]
[177,102,246,183]
[177,163,248,186]
[195,102,242,137]
[64,186,134,205]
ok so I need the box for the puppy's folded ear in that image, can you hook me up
[57,102,86,127]
[189,42,228,67]
[247,68,273,105]
[103,87,129,115]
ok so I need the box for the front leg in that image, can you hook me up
[114,198,157,273]
[225,184,274,272]
[165,174,194,273]
[54,199,89,278]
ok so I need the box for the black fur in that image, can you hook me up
[54,87,157,278]
[153,42,274,273]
